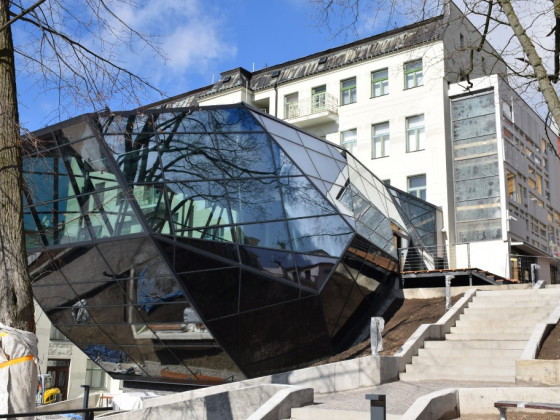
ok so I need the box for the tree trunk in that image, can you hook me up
[0,0,34,332]
[0,1,37,414]
[498,0,560,128]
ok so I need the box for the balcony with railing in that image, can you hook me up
[284,93,338,128]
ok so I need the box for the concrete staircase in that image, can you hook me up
[400,288,560,382]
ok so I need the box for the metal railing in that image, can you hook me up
[285,93,338,120]
[398,244,471,272]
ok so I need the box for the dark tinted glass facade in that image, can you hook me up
[24,104,437,384]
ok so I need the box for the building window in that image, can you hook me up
[404,60,423,89]
[311,85,326,113]
[408,174,426,200]
[372,122,390,158]
[371,69,389,97]
[50,326,70,341]
[340,77,357,105]
[284,93,299,119]
[341,129,357,154]
[85,360,106,388]
[507,171,517,202]
[406,115,425,152]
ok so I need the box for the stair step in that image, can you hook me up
[399,371,515,383]
[467,300,557,308]
[476,289,560,296]
[445,332,531,340]
[458,312,551,321]
[449,326,533,335]
[417,348,522,359]
[454,319,538,328]
[472,294,560,301]
[462,306,552,316]
[289,407,370,420]
[423,340,526,350]
[411,356,516,368]
[404,363,514,375]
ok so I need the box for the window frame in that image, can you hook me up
[404,60,423,89]
[407,174,427,200]
[371,69,389,98]
[284,92,299,119]
[340,77,357,105]
[311,85,327,113]
[341,128,357,154]
[372,122,390,159]
[85,359,107,389]
[406,114,425,152]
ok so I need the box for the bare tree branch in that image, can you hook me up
[0,0,46,32]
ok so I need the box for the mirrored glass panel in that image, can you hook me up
[239,270,299,312]
[272,136,320,178]
[271,141,300,177]
[293,253,337,290]
[177,267,239,321]
[211,108,263,132]
[166,182,233,241]
[239,246,297,283]
[257,114,301,142]
[172,110,213,133]
[279,176,336,219]
[171,236,239,264]
[131,184,171,233]
[297,132,332,156]
[159,133,223,181]
[235,221,291,250]
[288,215,354,257]
[226,178,285,224]
[306,149,340,185]
[216,133,276,178]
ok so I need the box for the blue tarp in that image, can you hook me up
[84,345,127,363]
[137,265,184,313]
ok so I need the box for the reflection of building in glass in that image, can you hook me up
[24,104,439,384]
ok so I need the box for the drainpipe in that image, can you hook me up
[274,81,278,118]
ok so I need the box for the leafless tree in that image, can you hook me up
[0,0,163,413]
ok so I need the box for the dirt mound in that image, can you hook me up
[316,293,560,366]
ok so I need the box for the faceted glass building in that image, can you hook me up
[24,104,437,384]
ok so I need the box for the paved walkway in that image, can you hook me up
[310,379,517,416]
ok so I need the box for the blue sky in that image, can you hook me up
[16,0,380,132]
[13,1,555,131]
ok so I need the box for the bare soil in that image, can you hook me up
[316,295,463,364]
[318,294,560,362]
[538,321,560,360]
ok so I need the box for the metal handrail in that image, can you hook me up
[398,244,471,272]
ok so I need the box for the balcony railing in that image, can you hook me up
[285,93,338,120]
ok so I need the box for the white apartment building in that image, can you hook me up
[153,2,560,283]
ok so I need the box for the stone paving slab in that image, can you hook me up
[310,380,517,416]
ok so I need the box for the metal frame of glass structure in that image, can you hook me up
[24,104,437,384]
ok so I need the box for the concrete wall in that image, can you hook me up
[402,387,560,419]
[458,387,560,418]
[103,384,312,420]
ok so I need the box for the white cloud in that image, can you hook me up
[107,0,237,89]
